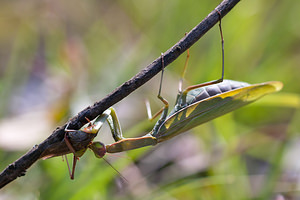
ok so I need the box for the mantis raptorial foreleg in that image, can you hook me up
[105,108,124,142]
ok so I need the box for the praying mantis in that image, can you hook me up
[41,13,283,179]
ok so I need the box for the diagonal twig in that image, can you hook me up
[0,0,241,188]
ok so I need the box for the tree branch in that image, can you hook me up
[0,0,241,188]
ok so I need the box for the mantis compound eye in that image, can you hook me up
[89,142,106,158]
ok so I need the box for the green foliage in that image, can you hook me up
[0,0,299,199]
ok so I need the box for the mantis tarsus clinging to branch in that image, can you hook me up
[41,11,283,179]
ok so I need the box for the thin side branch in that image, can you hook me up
[0,0,240,188]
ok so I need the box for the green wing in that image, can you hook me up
[156,81,283,142]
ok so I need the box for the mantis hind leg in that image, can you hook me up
[179,10,225,105]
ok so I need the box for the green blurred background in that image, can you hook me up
[0,0,299,199]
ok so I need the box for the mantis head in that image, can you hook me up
[89,142,106,158]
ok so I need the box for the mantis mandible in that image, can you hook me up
[42,12,283,179]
